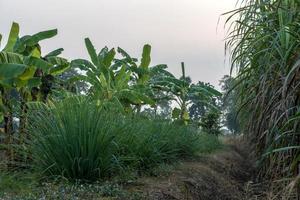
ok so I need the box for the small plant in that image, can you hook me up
[154,62,221,124]
[27,97,220,181]
[199,110,221,135]
[197,133,222,153]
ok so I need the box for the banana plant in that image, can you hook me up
[153,62,221,124]
[0,22,70,163]
[0,22,70,100]
[112,45,175,112]
[71,38,155,112]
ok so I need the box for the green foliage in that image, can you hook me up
[139,44,151,69]
[0,22,70,167]
[189,81,221,122]
[0,22,223,188]
[154,62,221,124]
[0,171,38,196]
[0,63,27,79]
[3,22,19,52]
[199,110,221,135]
[0,22,69,93]
[27,97,218,181]
[71,39,155,112]
[0,171,140,199]
[219,75,240,134]
[197,133,222,153]
[224,0,300,181]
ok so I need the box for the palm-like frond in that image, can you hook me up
[225,0,300,187]
[71,39,156,109]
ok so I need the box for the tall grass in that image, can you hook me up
[225,0,300,191]
[27,97,220,181]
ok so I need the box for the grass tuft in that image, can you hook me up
[27,97,221,181]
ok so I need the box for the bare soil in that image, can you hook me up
[127,140,257,200]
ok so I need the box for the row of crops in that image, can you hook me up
[225,0,300,195]
[0,22,222,181]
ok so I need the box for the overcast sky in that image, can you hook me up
[0,0,236,88]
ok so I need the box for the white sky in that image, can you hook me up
[0,0,237,88]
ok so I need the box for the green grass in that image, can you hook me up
[0,96,221,198]
[0,171,142,200]
[26,97,221,182]
[0,171,38,199]
[197,133,223,154]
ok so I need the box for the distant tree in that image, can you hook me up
[58,68,89,94]
[141,90,172,119]
[157,98,172,118]
[188,81,220,121]
[219,75,240,134]
[153,62,221,125]
[199,110,221,135]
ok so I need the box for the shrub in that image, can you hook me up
[199,111,221,135]
[28,97,220,181]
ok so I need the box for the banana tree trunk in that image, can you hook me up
[19,91,28,145]
[41,75,54,102]
[2,91,14,168]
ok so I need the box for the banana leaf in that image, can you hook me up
[14,29,57,53]
[85,38,99,66]
[140,44,151,69]
[23,56,52,72]
[3,22,19,52]
[0,63,27,79]
[45,48,64,58]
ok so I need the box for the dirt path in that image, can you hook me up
[128,140,256,200]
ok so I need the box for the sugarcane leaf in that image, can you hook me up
[263,146,300,157]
